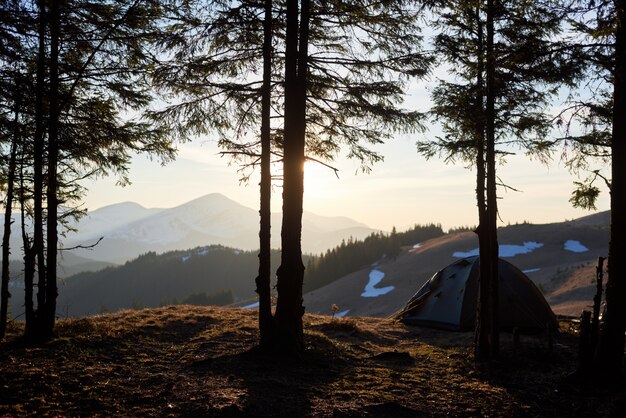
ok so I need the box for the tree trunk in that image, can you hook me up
[42,0,61,339]
[0,82,21,340]
[485,0,500,359]
[32,0,47,340]
[21,151,36,339]
[599,0,626,379]
[476,0,499,363]
[256,0,273,349]
[274,0,309,355]
[474,4,491,363]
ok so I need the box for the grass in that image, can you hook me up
[1,305,625,416]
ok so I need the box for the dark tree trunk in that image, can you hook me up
[256,0,273,349]
[476,0,499,363]
[474,5,491,363]
[0,82,21,340]
[42,0,60,338]
[32,0,47,340]
[599,0,626,379]
[274,0,309,355]
[484,0,499,358]
[21,150,36,338]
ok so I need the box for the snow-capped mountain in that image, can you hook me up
[64,202,164,242]
[65,193,379,263]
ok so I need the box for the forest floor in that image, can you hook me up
[1,305,625,417]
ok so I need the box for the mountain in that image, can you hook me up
[63,202,164,242]
[57,252,118,277]
[6,211,609,319]
[302,213,610,318]
[50,225,442,317]
[6,202,162,260]
[53,246,301,317]
[64,193,378,263]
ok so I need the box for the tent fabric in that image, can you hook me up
[395,256,557,332]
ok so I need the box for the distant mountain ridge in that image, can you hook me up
[5,210,609,319]
[64,193,379,263]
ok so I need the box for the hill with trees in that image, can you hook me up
[304,224,445,293]
[54,246,292,317]
[46,224,442,317]
[1,0,623,382]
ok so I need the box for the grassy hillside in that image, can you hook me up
[304,217,610,318]
[1,306,624,416]
[304,224,444,292]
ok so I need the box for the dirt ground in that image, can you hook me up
[1,305,625,417]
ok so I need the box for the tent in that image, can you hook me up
[394,256,557,332]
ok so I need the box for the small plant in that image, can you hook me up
[331,304,340,318]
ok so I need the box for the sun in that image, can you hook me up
[303,160,339,199]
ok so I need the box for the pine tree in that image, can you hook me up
[0,78,21,340]
[151,0,431,354]
[420,0,583,362]
[560,0,625,379]
[604,0,626,377]
[0,0,33,339]
[257,0,274,348]
[0,0,174,341]
[272,0,309,354]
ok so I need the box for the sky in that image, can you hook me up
[75,8,614,234]
[81,122,610,232]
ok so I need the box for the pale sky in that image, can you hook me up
[72,7,611,234]
[81,62,611,233]
[81,127,610,232]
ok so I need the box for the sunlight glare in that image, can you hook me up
[304,160,338,199]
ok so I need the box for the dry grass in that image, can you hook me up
[1,306,625,417]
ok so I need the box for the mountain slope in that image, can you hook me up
[303,214,610,318]
[64,202,164,242]
[54,246,316,317]
[58,246,258,316]
[66,193,378,262]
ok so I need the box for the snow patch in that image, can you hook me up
[500,242,544,257]
[242,302,259,309]
[361,270,395,298]
[181,255,191,263]
[453,248,480,258]
[564,240,589,253]
[335,310,350,318]
[413,243,422,249]
[197,248,209,256]
[453,242,544,258]
[523,268,541,273]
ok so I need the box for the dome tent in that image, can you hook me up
[394,256,557,332]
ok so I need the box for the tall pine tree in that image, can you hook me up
[1,0,174,341]
[151,0,431,354]
[560,0,625,379]
[420,0,583,362]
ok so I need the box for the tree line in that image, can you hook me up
[0,0,624,379]
[304,224,444,292]
[55,246,292,316]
